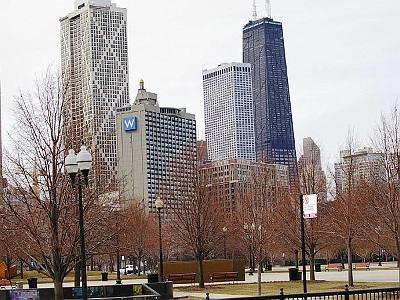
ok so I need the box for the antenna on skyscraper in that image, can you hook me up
[265,0,272,18]
[252,0,258,20]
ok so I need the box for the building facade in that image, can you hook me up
[335,147,385,194]
[116,81,197,214]
[203,63,256,162]
[60,0,129,191]
[298,137,327,201]
[0,82,7,190]
[200,159,289,213]
[243,17,297,185]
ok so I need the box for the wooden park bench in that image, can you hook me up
[325,263,343,272]
[167,273,196,285]
[353,262,370,270]
[0,279,16,289]
[209,272,239,284]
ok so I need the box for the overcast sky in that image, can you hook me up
[1,0,399,168]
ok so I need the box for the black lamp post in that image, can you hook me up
[244,223,255,275]
[299,195,307,294]
[378,248,382,266]
[155,197,164,282]
[222,226,228,259]
[65,145,92,300]
[116,229,122,284]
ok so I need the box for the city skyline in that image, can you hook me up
[0,0,399,169]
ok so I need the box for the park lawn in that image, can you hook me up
[11,271,146,284]
[176,281,398,296]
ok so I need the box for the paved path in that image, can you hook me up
[245,269,399,283]
[175,291,251,299]
[22,263,399,296]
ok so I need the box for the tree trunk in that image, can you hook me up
[74,262,81,287]
[295,250,299,269]
[257,261,262,296]
[91,256,94,271]
[6,258,12,283]
[54,278,64,300]
[198,258,205,288]
[396,238,400,286]
[347,239,354,287]
[309,251,315,281]
[20,259,24,279]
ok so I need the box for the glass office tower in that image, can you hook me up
[243,17,297,186]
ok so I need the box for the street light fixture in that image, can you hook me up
[155,197,164,282]
[65,145,92,300]
[115,202,122,285]
[222,226,228,259]
[244,223,254,275]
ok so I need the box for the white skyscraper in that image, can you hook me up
[60,0,129,191]
[203,63,256,161]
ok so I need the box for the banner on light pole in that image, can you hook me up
[303,194,318,219]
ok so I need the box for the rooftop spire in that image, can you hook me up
[252,0,257,20]
[265,0,272,18]
[139,79,145,90]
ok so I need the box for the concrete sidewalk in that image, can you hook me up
[174,291,250,299]
[26,264,399,290]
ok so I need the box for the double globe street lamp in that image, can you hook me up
[65,145,93,300]
[155,197,164,282]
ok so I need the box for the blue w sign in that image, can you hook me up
[123,116,137,131]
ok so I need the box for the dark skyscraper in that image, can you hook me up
[243,17,298,185]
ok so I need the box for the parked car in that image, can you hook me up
[126,265,135,274]
[120,264,136,275]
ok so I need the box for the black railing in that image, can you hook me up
[206,286,400,300]
[66,297,159,300]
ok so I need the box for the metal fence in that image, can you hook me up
[71,297,159,300]
[66,297,159,300]
[206,286,400,300]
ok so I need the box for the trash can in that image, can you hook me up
[297,271,302,280]
[288,268,299,281]
[147,273,159,283]
[267,264,272,271]
[27,278,37,289]
[101,272,108,281]
[315,264,321,272]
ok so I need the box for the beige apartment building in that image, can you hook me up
[200,159,289,213]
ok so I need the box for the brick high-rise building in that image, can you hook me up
[298,137,327,201]
[60,0,130,191]
[200,159,289,213]
[0,82,7,189]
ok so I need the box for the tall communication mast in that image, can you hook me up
[265,0,272,18]
[252,0,258,20]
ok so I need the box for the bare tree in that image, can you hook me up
[327,132,363,287]
[235,168,280,296]
[363,105,400,284]
[0,214,20,282]
[169,159,224,288]
[297,142,329,280]
[120,201,158,275]
[1,71,115,299]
